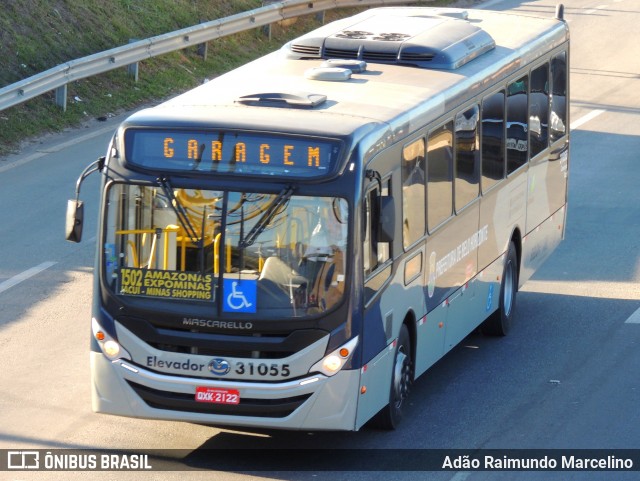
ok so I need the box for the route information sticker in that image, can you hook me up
[118,268,214,302]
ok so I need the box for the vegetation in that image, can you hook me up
[0,0,443,157]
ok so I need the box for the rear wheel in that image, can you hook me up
[482,241,518,336]
[373,324,413,429]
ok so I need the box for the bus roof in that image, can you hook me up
[124,7,568,142]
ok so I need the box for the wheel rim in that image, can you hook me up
[392,349,411,409]
[503,259,514,317]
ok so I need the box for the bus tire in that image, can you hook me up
[482,241,518,336]
[373,324,413,430]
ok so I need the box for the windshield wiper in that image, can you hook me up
[192,143,206,170]
[239,185,294,248]
[156,176,205,263]
[157,176,211,272]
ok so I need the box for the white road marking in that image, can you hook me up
[0,261,57,295]
[522,280,640,301]
[585,4,609,14]
[0,122,117,174]
[625,307,640,324]
[570,109,605,130]
[449,472,472,481]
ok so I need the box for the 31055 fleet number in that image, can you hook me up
[235,362,290,377]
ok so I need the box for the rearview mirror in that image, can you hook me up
[65,199,84,243]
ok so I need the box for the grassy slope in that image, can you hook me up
[0,0,290,155]
[0,0,441,156]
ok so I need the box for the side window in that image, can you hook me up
[363,181,391,277]
[455,105,480,210]
[402,138,426,248]
[363,187,378,277]
[506,75,529,174]
[427,121,453,232]
[550,51,568,142]
[481,90,505,191]
[530,63,550,157]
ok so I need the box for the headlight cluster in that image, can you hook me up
[91,317,131,361]
[310,336,358,377]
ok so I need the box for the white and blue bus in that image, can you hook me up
[67,5,569,430]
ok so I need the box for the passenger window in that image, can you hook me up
[401,138,426,248]
[530,63,549,157]
[481,90,505,191]
[455,105,480,209]
[427,121,453,231]
[507,76,529,174]
[550,51,567,142]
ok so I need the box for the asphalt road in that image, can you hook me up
[0,0,639,480]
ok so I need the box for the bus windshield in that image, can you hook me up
[104,183,348,317]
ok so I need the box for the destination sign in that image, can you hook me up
[124,129,342,177]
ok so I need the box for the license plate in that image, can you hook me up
[195,387,240,405]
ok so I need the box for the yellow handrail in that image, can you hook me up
[117,226,182,270]
[117,225,230,272]
[147,233,158,269]
[213,233,222,274]
[127,240,139,268]
[164,225,180,270]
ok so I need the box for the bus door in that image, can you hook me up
[356,178,394,427]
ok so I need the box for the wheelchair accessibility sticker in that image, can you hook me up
[223,279,257,313]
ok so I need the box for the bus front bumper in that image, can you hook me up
[90,351,361,431]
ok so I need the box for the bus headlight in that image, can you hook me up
[310,336,358,377]
[92,317,131,361]
[103,340,121,358]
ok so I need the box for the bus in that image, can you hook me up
[66,5,569,431]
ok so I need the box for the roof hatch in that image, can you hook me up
[284,8,495,70]
[235,92,327,108]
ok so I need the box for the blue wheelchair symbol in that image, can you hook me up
[486,284,494,312]
[223,279,257,313]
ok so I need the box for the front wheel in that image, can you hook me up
[373,324,413,429]
[482,241,518,336]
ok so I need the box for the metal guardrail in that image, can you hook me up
[0,0,424,112]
